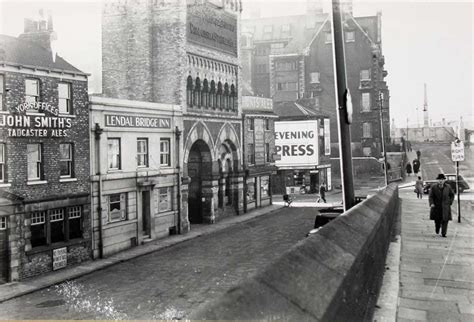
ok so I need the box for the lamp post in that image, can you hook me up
[379,92,388,186]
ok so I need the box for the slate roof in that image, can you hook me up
[274,101,329,119]
[0,34,86,75]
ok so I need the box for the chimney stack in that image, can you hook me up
[18,9,57,53]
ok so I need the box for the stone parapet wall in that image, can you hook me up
[192,183,399,321]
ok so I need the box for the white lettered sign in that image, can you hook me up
[53,247,68,270]
[451,141,464,162]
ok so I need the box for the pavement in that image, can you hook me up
[0,204,284,304]
[374,183,474,322]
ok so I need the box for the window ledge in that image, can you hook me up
[27,238,87,255]
[27,180,48,186]
[0,183,11,188]
[60,177,77,183]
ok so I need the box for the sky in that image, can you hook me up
[0,0,472,128]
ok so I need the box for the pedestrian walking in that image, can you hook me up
[406,162,412,176]
[429,173,454,237]
[317,183,326,203]
[415,176,424,199]
[412,159,420,175]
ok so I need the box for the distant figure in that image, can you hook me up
[283,194,293,207]
[406,162,412,176]
[429,173,454,237]
[415,176,424,199]
[317,183,326,203]
[413,159,421,175]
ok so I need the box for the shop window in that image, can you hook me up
[27,144,42,180]
[248,144,255,165]
[0,143,5,182]
[58,83,72,114]
[68,206,82,239]
[0,74,4,111]
[108,193,127,222]
[137,138,149,167]
[158,187,173,212]
[345,31,355,42]
[107,138,121,170]
[59,143,73,177]
[30,211,47,247]
[25,79,39,104]
[160,138,171,166]
[50,209,65,243]
[361,92,371,111]
[0,217,6,230]
[246,178,255,202]
[261,176,270,197]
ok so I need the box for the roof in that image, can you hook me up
[0,34,85,74]
[273,101,329,119]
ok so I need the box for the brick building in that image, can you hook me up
[241,96,277,211]
[241,0,390,161]
[101,0,244,230]
[0,15,91,282]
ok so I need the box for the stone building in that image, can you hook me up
[0,14,91,281]
[241,96,277,211]
[241,0,390,160]
[101,0,244,230]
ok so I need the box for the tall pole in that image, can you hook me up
[331,0,355,210]
[379,92,388,186]
[456,161,461,223]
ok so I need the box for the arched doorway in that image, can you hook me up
[187,140,212,224]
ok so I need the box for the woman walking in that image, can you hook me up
[415,176,424,199]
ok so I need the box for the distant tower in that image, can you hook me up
[423,83,429,127]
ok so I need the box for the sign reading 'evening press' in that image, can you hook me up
[274,120,319,168]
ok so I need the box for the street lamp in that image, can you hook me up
[379,92,388,186]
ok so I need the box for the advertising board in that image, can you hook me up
[274,120,319,168]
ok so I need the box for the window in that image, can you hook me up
[0,74,4,111]
[275,61,296,71]
[137,138,149,167]
[108,193,127,222]
[158,187,173,212]
[345,31,355,42]
[361,92,371,111]
[68,206,82,239]
[264,119,270,131]
[256,45,269,56]
[363,122,372,138]
[246,178,255,202]
[261,176,270,197]
[314,96,320,107]
[0,143,5,183]
[25,79,39,104]
[50,209,65,243]
[325,32,332,44]
[248,118,254,131]
[263,25,273,39]
[27,144,42,180]
[270,43,285,49]
[30,211,46,247]
[277,82,297,91]
[256,64,266,73]
[58,83,72,114]
[160,138,171,166]
[248,144,255,164]
[310,72,320,84]
[0,217,6,230]
[265,143,271,162]
[280,24,291,37]
[360,69,371,81]
[59,143,73,177]
[362,147,372,156]
[108,138,121,170]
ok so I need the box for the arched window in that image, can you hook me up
[217,82,223,109]
[224,83,230,110]
[202,79,209,108]
[230,84,236,111]
[194,77,201,107]
[210,80,216,109]
[186,76,193,107]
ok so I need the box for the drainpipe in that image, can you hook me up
[94,123,104,259]
[175,126,182,234]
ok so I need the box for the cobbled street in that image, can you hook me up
[0,206,317,320]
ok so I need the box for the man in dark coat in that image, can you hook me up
[429,173,455,237]
[317,183,326,203]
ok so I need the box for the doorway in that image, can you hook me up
[141,191,150,238]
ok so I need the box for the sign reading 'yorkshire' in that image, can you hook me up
[105,114,171,129]
[187,3,237,56]
[1,102,71,137]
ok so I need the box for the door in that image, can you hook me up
[141,191,150,237]
[0,217,8,283]
[188,170,202,223]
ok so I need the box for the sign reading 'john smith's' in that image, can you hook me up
[105,114,171,129]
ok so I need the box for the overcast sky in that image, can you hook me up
[0,0,472,128]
